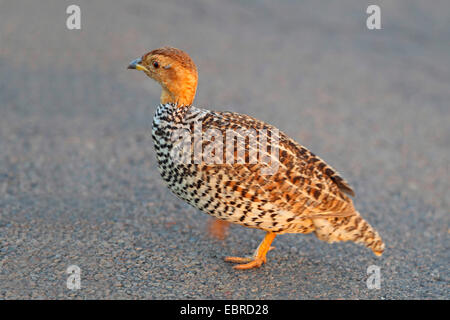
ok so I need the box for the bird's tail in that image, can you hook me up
[350,212,385,256]
[313,211,385,256]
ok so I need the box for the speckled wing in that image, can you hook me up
[194,109,357,220]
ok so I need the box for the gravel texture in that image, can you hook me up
[0,0,448,299]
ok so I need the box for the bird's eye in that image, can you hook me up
[153,61,159,68]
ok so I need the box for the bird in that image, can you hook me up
[127,47,385,270]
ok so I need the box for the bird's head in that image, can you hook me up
[128,47,198,106]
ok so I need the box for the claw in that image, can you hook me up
[232,258,265,270]
[225,256,267,269]
[224,256,253,264]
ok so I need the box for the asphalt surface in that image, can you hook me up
[0,0,448,299]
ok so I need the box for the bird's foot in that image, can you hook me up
[224,256,266,269]
[207,219,230,240]
[224,246,275,270]
[224,232,276,270]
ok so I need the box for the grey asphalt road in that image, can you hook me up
[0,0,449,299]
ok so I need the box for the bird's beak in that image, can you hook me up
[127,58,149,72]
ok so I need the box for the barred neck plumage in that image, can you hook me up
[153,103,193,124]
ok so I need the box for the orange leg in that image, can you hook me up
[208,218,230,240]
[225,232,276,270]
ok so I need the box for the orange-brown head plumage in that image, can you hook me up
[128,47,198,106]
